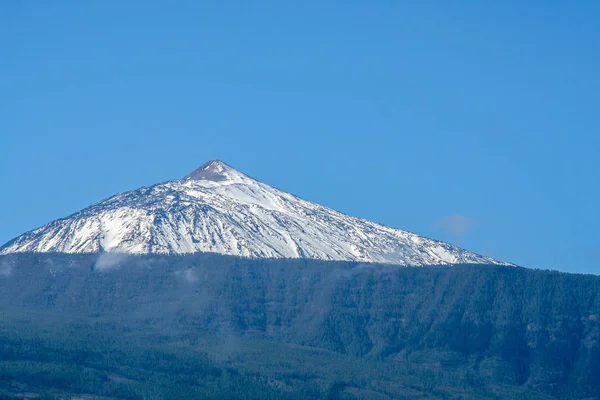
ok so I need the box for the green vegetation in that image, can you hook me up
[0,253,599,398]
[0,316,557,399]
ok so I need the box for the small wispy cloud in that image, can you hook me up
[0,260,13,277]
[175,268,202,283]
[587,251,600,261]
[94,252,128,272]
[434,214,474,237]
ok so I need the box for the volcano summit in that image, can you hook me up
[0,160,509,266]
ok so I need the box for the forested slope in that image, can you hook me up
[0,253,598,399]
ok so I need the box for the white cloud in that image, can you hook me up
[183,268,199,283]
[434,214,473,237]
[94,252,128,272]
[588,251,600,261]
[0,260,13,277]
[175,268,200,283]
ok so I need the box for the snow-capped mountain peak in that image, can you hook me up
[183,159,249,183]
[0,160,511,266]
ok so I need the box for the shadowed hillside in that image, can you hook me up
[1,253,599,399]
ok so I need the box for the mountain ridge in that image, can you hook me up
[0,160,511,266]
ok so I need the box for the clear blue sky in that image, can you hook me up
[1,2,599,273]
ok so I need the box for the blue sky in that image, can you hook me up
[1,2,599,273]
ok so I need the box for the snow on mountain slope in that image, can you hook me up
[0,160,510,266]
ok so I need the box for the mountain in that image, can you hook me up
[0,160,508,266]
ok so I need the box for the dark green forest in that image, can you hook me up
[0,253,599,399]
